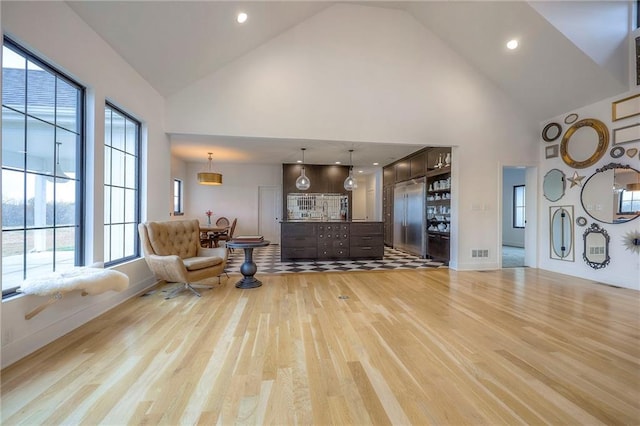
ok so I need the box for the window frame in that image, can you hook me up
[513,184,526,229]
[2,37,85,298]
[173,178,184,216]
[103,101,141,267]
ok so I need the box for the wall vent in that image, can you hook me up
[471,249,489,258]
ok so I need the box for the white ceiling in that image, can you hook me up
[67,0,630,167]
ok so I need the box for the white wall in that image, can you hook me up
[502,168,526,247]
[1,2,169,368]
[538,90,640,290]
[182,163,282,238]
[167,3,539,270]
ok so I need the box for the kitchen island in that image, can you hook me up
[281,221,384,261]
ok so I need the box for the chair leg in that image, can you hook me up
[165,283,187,299]
[164,282,211,299]
[185,283,202,297]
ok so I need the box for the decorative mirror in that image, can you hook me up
[583,223,610,269]
[576,216,587,227]
[610,146,625,159]
[623,230,640,254]
[564,113,578,125]
[580,163,640,224]
[542,122,562,142]
[543,169,566,201]
[550,206,574,261]
[560,118,609,169]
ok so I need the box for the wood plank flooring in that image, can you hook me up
[2,268,639,425]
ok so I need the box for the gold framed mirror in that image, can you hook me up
[560,118,609,169]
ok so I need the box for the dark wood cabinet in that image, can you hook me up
[410,151,426,178]
[281,222,383,260]
[317,223,349,259]
[281,223,317,260]
[350,222,384,259]
[395,160,410,183]
[383,185,393,246]
[427,233,450,261]
[383,166,395,187]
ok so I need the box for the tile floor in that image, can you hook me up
[225,244,444,274]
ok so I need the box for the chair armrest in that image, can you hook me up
[145,254,189,283]
[197,246,229,261]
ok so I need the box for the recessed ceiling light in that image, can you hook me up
[237,12,248,24]
[372,162,379,166]
[335,161,341,164]
[296,160,302,163]
[506,39,518,50]
[358,170,363,173]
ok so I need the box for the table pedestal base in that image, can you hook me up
[235,247,263,289]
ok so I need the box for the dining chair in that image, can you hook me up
[215,216,230,227]
[218,218,237,248]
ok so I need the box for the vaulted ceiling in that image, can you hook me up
[66,1,630,166]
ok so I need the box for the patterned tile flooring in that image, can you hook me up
[225,244,445,274]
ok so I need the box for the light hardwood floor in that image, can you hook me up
[2,268,639,425]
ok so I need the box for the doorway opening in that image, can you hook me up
[501,166,536,268]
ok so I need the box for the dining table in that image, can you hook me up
[199,224,229,248]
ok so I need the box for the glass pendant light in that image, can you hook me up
[344,149,357,191]
[197,152,223,185]
[295,148,310,190]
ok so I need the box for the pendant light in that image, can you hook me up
[295,148,311,190]
[197,152,223,185]
[344,149,357,191]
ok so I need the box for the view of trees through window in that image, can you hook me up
[1,39,84,295]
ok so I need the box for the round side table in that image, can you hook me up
[225,240,270,289]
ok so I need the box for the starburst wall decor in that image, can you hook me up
[622,230,640,254]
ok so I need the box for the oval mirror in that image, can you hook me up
[550,206,573,261]
[560,119,609,169]
[543,169,566,202]
[542,122,562,142]
[583,223,610,269]
[581,163,640,224]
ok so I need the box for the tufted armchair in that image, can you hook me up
[138,219,228,299]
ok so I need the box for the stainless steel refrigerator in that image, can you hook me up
[393,178,426,257]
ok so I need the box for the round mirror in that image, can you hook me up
[581,163,640,224]
[542,122,562,142]
[551,207,573,260]
[560,118,609,169]
[543,169,566,201]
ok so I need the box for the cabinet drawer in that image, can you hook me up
[282,223,317,237]
[350,222,383,236]
[351,235,383,247]
[350,246,384,259]
[281,247,317,260]
[282,236,316,248]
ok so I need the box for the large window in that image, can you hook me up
[513,185,525,228]
[104,103,140,265]
[2,39,84,296]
